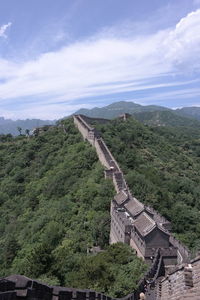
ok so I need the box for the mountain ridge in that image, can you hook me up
[74,101,200,122]
[0,117,55,135]
[1,101,200,135]
[75,101,170,119]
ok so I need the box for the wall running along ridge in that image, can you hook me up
[73,114,200,300]
[73,115,189,261]
[0,116,199,300]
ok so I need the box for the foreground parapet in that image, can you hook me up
[0,274,140,300]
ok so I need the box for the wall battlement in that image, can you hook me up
[0,274,136,300]
[1,257,199,300]
[157,255,200,300]
[78,114,111,125]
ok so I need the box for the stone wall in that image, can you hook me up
[78,115,111,125]
[74,115,90,141]
[0,275,139,300]
[74,115,127,193]
[1,258,199,300]
[157,256,200,300]
[110,204,132,245]
[130,236,145,259]
[168,235,190,264]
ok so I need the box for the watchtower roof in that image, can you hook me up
[133,212,156,237]
[125,196,144,217]
[114,190,129,205]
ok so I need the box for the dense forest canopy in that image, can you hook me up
[95,118,200,251]
[132,110,200,127]
[0,118,146,297]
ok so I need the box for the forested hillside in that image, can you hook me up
[176,107,200,120]
[95,118,200,251]
[0,119,146,298]
[132,110,200,127]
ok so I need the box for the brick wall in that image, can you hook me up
[158,256,200,300]
[0,275,138,300]
[74,115,127,193]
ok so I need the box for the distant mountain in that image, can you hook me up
[0,117,55,135]
[75,101,170,119]
[175,107,200,120]
[74,101,200,124]
[132,110,200,127]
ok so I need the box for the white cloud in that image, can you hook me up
[0,35,170,101]
[0,22,12,38]
[163,9,200,71]
[0,9,200,118]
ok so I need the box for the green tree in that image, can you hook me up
[25,129,30,136]
[17,126,22,135]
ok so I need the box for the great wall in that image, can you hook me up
[0,114,200,300]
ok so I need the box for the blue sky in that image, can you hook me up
[0,0,200,119]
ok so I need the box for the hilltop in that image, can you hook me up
[75,101,169,119]
[176,106,200,120]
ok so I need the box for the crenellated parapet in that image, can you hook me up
[73,115,126,189]
[0,274,146,300]
[156,255,200,300]
[77,115,111,125]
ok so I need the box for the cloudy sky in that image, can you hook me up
[0,0,200,119]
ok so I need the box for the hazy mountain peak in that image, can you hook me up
[0,117,55,135]
[74,101,200,123]
[74,101,170,119]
